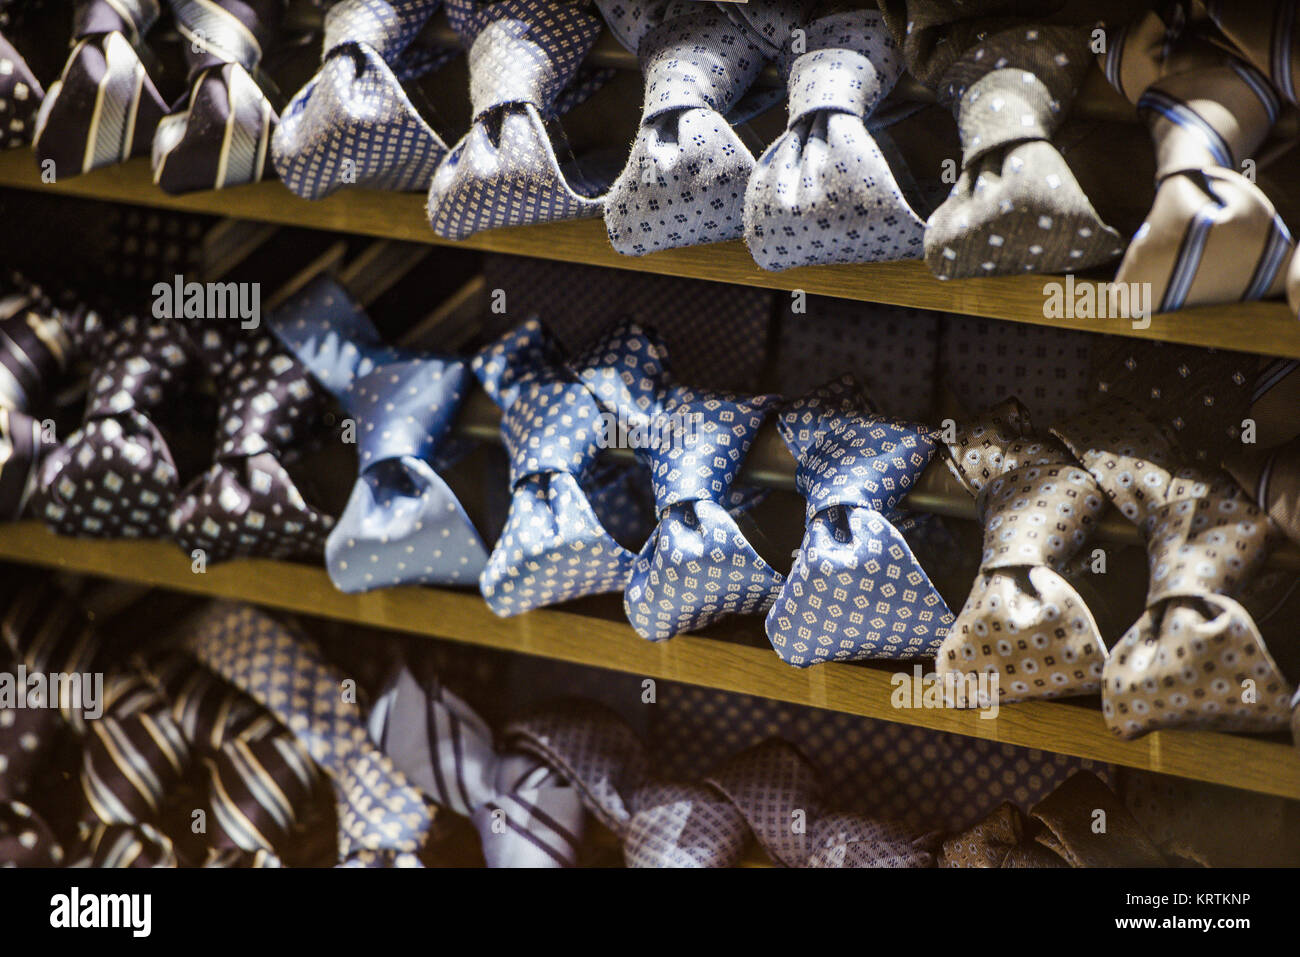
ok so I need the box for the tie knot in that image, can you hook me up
[795,416,935,519]
[77,0,159,38]
[348,358,471,469]
[980,463,1106,570]
[324,0,435,60]
[946,398,1058,494]
[784,12,902,126]
[83,315,190,420]
[172,0,278,73]
[638,7,765,119]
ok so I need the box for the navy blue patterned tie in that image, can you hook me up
[427,0,612,238]
[273,0,456,199]
[767,378,954,666]
[576,322,783,640]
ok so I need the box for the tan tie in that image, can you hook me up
[1102,9,1293,311]
[939,399,1109,704]
[1057,400,1295,738]
[1204,0,1300,108]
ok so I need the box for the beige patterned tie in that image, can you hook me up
[1056,400,1295,738]
[938,399,1109,703]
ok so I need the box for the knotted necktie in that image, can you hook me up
[1103,9,1293,311]
[1056,400,1295,738]
[597,0,800,255]
[426,0,611,238]
[744,9,927,271]
[271,278,488,592]
[151,0,284,193]
[575,323,782,640]
[273,0,454,199]
[33,0,169,177]
[369,666,585,866]
[1204,0,1299,108]
[0,25,43,149]
[939,770,1166,868]
[918,21,1122,278]
[471,319,638,616]
[938,399,1109,704]
[35,309,192,539]
[766,378,953,666]
[169,297,335,564]
[186,604,435,866]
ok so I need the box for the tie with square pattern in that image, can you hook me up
[938,398,1109,704]
[767,377,953,665]
[1056,399,1295,738]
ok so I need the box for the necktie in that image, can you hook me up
[271,278,488,592]
[426,0,611,239]
[151,0,284,194]
[170,310,335,564]
[471,319,638,616]
[744,9,927,271]
[1204,0,1299,108]
[33,0,169,177]
[938,399,1109,703]
[369,665,585,867]
[918,20,1122,278]
[0,641,65,866]
[34,309,192,539]
[0,26,43,149]
[1102,9,1293,311]
[273,0,455,199]
[767,378,954,666]
[1056,399,1295,738]
[939,770,1166,868]
[575,322,783,640]
[186,603,435,866]
[1225,436,1300,550]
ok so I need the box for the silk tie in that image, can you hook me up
[369,665,585,866]
[938,399,1109,704]
[767,378,953,665]
[271,278,489,592]
[1204,0,1299,108]
[426,0,611,239]
[1102,9,1293,311]
[744,9,927,271]
[151,0,284,193]
[34,309,192,539]
[33,0,169,177]
[1056,399,1295,738]
[0,25,43,149]
[170,309,335,564]
[471,319,638,616]
[273,0,455,199]
[186,603,435,866]
[0,642,65,866]
[575,322,783,640]
[597,0,800,255]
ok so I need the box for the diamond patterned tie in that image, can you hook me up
[34,309,192,539]
[170,307,336,564]
[186,603,435,866]
[369,665,586,867]
[938,398,1109,704]
[33,0,169,177]
[426,0,612,239]
[273,0,456,199]
[575,322,783,640]
[271,278,489,592]
[767,377,953,666]
[1056,398,1295,738]
[1102,9,1293,311]
[744,9,927,271]
[0,23,43,149]
[597,0,801,255]
[471,319,638,616]
[151,0,284,193]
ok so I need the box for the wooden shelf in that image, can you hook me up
[1,520,1297,800]
[3,151,1297,358]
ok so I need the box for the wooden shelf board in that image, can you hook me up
[0,521,1296,800]
[3,152,1297,358]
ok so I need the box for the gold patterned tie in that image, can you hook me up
[938,399,1109,703]
[1056,400,1295,738]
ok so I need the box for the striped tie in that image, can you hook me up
[33,0,169,177]
[1205,0,1299,109]
[1102,9,1293,312]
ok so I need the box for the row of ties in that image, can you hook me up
[11,0,1300,307]
[5,271,1299,746]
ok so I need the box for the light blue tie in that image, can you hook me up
[575,322,783,640]
[471,319,638,616]
[269,276,487,593]
[744,9,926,271]
[427,0,615,239]
[272,0,456,199]
[767,378,954,666]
